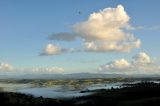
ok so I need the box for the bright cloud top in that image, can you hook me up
[74,5,129,41]
[73,4,141,52]
[99,52,158,74]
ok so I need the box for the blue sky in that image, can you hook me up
[0,0,160,74]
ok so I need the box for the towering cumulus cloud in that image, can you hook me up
[45,5,141,55]
[73,5,141,52]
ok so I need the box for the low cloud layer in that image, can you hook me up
[45,5,141,55]
[0,62,14,71]
[0,61,64,74]
[99,52,159,74]
[27,67,64,74]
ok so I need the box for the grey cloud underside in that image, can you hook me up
[48,32,78,41]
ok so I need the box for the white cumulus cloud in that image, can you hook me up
[73,5,141,52]
[99,59,131,71]
[42,5,141,56]
[133,52,151,64]
[43,44,62,55]
[40,44,73,56]
[99,52,159,74]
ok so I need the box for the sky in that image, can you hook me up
[0,0,160,75]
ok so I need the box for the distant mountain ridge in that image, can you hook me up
[0,73,160,79]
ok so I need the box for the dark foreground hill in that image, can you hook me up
[1,82,160,106]
[0,92,74,106]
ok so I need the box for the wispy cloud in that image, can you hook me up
[148,26,160,30]
[80,60,99,63]
[125,25,144,30]
[129,25,160,31]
